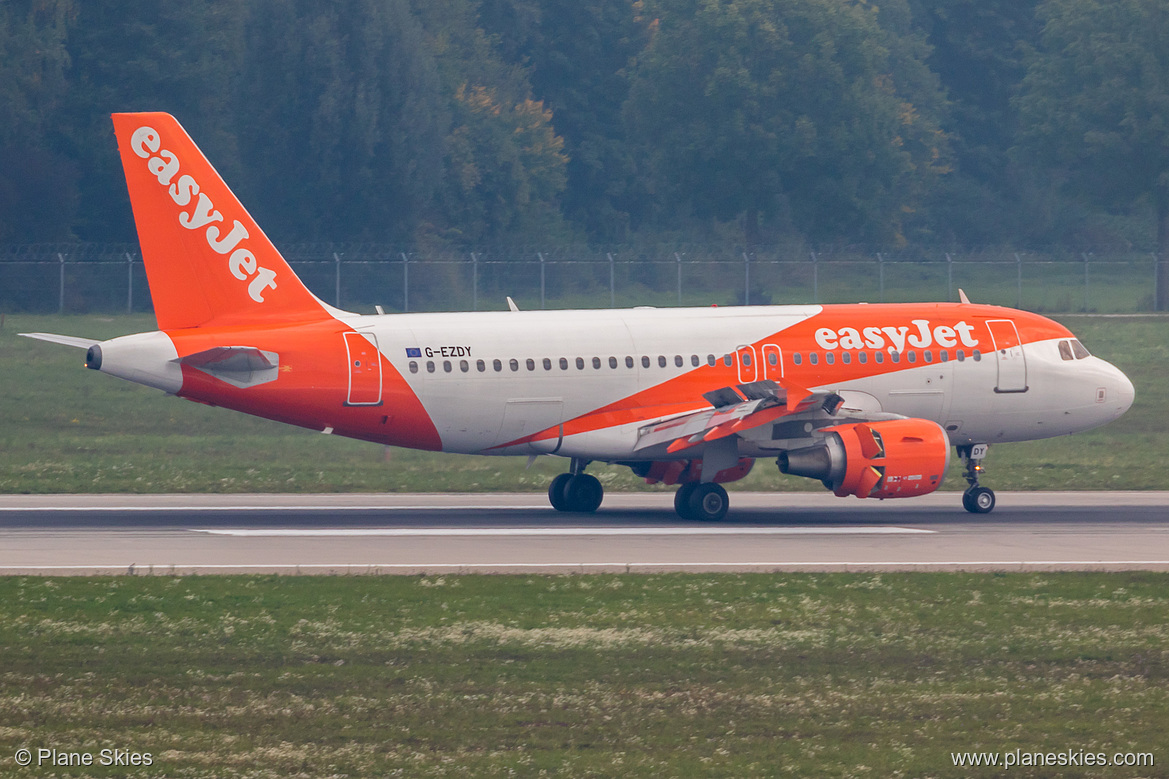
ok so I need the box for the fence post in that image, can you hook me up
[607,253,615,308]
[333,252,342,309]
[675,252,683,306]
[538,252,546,310]
[877,252,884,303]
[1082,252,1091,312]
[471,252,478,312]
[1155,252,1164,311]
[126,252,134,314]
[1014,253,1022,309]
[811,251,818,304]
[945,252,953,302]
[742,252,750,306]
[57,253,66,314]
[400,252,409,312]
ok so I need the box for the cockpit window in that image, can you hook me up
[1058,340,1074,361]
[1071,339,1091,359]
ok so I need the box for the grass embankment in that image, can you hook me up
[1,313,1166,493]
[1,573,1166,777]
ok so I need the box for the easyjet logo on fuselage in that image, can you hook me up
[129,126,277,303]
[814,319,980,352]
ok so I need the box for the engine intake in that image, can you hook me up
[777,419,950,499]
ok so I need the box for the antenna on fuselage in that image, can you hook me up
[507,297,520,312]
[958,288,972,305]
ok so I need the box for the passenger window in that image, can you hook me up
[825,352,835,365]
[875,352,884,364]
[707,354,716,366]
[923,351,933,364]
[907,351,916,364]
[973,350,982,361]
[659,355,667,368]
[940,351,948,363]
[793,353,802,365]
[592,357,601,369]
[1071,340,1090,359]
[642,356,651,368]
[541,358,550,370]
[1058,340,1074,361]
[742,353,752,367]
[559,357,568,370]
[493,359,503,372]
[858,352,867,364]
[767,352,778,366]
[426,361,436,373]
[443,361,452,372]
[626,356,635,368]
[890,351,901,363]
[675,355,684,367]
[509,359,519,372]
[841,352,851,365]
[609,356,618,369]
[409,361,418,374]
[460,360,469,372]
[956,350,965,362]
[809,353,819,365]
[723,354,732,367]
[476,359,486,372]
[691,355,700,367]
[576,357,585,370]
[526,358,536,371]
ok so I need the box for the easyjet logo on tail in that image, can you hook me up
[130,126,277,303]
[815,320,980,352]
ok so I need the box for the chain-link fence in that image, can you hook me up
[1,243,1164,315]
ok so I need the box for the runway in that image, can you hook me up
[1,491,1167,574]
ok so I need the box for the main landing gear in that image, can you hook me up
[674,482,730,521]
[958,443,995,514]
[548,459,604,513]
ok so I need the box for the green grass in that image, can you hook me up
[1,573,1167,777]
[1,313,1166,493]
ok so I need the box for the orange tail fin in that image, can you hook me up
[112,112,331,330]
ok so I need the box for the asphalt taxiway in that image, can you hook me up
[0,491,1166,574]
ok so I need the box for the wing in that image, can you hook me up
[633,379,844,456]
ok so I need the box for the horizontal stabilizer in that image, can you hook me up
[19,333,100,349]
[177,346,279,388]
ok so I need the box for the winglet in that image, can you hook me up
[112,112,333,330]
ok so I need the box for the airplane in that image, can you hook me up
[22,112,1135,520]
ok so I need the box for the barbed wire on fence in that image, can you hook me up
[1,243,1164,314]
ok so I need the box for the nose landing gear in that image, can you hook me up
[548,459,604,513]
[958,444,995,513]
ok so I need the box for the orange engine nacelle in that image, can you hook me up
[632,457,755,486]
[777,419,951,499]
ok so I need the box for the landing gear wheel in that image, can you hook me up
[688,483,729,522]
[963,486,995,514]
[674,483,698,520]
[548,473,573,512]
[564,473,604,513]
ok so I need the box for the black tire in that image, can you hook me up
[548,473,573,512]
[687,483,729,522]
[963,486,995,514]
[564,473,604,513]
[674,483,698,520]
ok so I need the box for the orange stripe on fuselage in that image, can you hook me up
[493,303,1073,450]
[168,319,442,451]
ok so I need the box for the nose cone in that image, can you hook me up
[1094,360,1131,421]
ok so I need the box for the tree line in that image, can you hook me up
[2,0,1168,274]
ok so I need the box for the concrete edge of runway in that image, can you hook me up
[2,490,1168,510]
[5,562,1169,576]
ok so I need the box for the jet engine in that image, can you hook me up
[777,419,950,499]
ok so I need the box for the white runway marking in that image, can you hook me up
[191,526,934,537]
